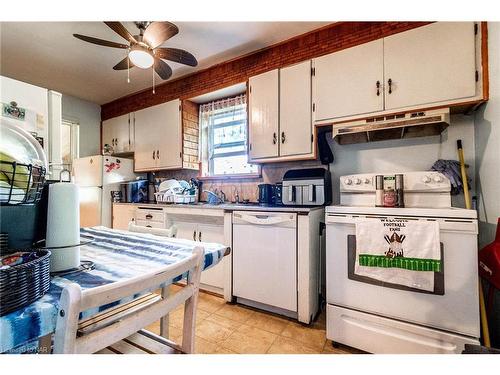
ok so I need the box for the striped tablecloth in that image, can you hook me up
[0,226,228,353]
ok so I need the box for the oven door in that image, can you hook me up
[325,213,479,338]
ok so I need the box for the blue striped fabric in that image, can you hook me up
[0,226,227,353]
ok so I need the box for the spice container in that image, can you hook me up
[395,174,405,207]
[375,175,384,207]
[383,187,397,207]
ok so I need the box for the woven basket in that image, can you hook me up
[0,250,51,316]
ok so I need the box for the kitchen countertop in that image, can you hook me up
[113,201,324,213]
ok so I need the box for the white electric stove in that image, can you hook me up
[325,171,480,354]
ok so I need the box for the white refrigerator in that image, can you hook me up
[72,155,142,228]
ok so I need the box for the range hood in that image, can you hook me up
[332,108,450,145]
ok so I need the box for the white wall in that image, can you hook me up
[61,94,101,157]
[327,114,476,207]
[474,22,500,347]
[475,22,500,247]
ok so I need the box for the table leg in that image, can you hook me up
[160,285,170,338]
[38,334,52,354]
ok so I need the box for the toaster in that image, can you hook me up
[282,168,332,206]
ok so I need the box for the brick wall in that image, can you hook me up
[181,99,199,170]
[101,21,431,120]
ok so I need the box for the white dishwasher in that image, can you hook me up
[232,211,297,315]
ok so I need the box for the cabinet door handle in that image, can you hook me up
[145,214,153,219]
[193,230,197,241]
[146,225,152,228]
[152,150,156,159]
[156,150,160,159]
[388,78,393,94]
[198,231,202,242]
[281,131,286,144]
[273,132,277,144]
[376,80,380,96]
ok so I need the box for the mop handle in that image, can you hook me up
[457,140,491,347]
[457,140,471,210]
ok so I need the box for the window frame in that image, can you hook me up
[61,119,80,169]
[199,95,261,179]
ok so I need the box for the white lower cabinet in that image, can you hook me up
[166,212,227,294]
[134,207,166,228]
[112,204,137,230]
[197,222,226,290]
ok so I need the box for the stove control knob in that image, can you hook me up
[344,178,353,185]
[364,178,371,184]
[354,178,362,185]
[422,175,431,183]
[433,175,443,183]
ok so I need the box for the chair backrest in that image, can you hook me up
[53,247,204,354]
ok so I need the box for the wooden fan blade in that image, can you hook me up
[154,48,197,67]
[143,22,179,49]
[113,57,134,70]
[104,22,137,44]
[154,58,173,80]
[73,34,128,49]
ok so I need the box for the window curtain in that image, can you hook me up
[199,94,247,176]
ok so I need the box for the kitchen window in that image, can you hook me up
[199,94,258,177]
[61,119,79,168]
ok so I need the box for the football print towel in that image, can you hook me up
[355,218,441,292]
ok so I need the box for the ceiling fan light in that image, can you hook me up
[128,46,154,69]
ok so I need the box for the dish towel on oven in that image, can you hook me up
[354,218,441,292]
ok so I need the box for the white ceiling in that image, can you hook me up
[0,22,330,105]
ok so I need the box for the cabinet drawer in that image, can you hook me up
[135,209,165,222]
[135,220,164,229]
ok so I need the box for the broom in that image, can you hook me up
[457,139,491,347]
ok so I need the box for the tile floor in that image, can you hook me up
[146,285,364,354]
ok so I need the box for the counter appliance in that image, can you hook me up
[282,168,332,206]
[120,179,148,203]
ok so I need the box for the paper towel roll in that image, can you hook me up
[46,182,80,271]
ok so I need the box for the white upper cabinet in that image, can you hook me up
[384,22,477,110]
[248,70,279,160]
[312,22,480,123]
[102,113,132,154]
[280,60,313,157]
[249,64,314,162]
[313,39,384,121]
[156,99,182,170]
[134,99,182,171]
[134,106,159,171]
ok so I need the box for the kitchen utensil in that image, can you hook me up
[120,179,148,203]
[457,139,490,348]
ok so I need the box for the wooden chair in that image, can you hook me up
[53,247,204,354]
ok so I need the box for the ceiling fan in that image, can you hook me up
[73,21,198,82]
